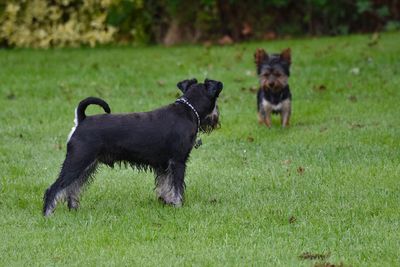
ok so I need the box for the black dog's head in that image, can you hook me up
[254,48,291,93]
[177,78,223,133]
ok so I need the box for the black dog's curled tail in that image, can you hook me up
[77,97,111,123]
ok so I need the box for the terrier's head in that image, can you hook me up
[254,48,291,93]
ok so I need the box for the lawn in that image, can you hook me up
[0,32,399,266]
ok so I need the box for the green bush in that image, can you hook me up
[0,0,398,47]
[0,0,117,48]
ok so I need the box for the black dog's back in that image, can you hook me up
[72,105,196,170]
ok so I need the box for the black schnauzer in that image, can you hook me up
[255,48,292,127]
[43,78,223,216]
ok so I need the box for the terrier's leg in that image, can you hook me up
[264,108,273,128]
[281,99,291,128]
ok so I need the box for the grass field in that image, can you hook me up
[1,32,399,266]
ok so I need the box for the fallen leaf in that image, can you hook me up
[241,22,252,36]
[54,143,62,150]
[263,31,277,40]
[299,252,330,260]
[209,198,218,204]
[6,92,16,100]
[218,35,234,45]
[348,95,357,102]
[91,62,99,70]
[203,40,212,48]
[314,262,345,267]
[240,86,257,93]
[235,51,243,62]
[297,166,305,175]
[152,223,162,228]
[349,123,364,129]
[314,85,327,92]
[248,86,258,93]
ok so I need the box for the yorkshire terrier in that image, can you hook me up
[254,48,292,127]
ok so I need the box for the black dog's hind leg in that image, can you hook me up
[155,160,186,207]
[43,146,97,216]
[66,161,98,211]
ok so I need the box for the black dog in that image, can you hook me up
[43,78,223,216]
[255,48,292,127]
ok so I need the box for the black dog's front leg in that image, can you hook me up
[155,160,186,207]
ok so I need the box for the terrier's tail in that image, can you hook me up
[77,97,111,123]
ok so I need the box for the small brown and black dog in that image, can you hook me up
[254,48,292,128]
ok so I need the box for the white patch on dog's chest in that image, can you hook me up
[261,99,282,111]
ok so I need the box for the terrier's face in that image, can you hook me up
[177,78,223,133]
[254,48,291,93]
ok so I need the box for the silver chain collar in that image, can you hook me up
[175,97,203,149]
[175,97,200,133]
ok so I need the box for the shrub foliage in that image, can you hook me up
[0,0,399,47]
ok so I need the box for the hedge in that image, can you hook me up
[0,0,399,48]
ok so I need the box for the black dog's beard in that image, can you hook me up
[200,113,220,133]
[198,103,220,133]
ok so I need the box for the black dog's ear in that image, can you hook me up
[204,78,223,98]
[177,78,198,93]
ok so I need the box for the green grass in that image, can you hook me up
[1,32,399,266]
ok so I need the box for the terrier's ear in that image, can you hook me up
[204,78,223,98]
[280,48,291,65]
[254,48,268,67]
[177,78,198,93]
